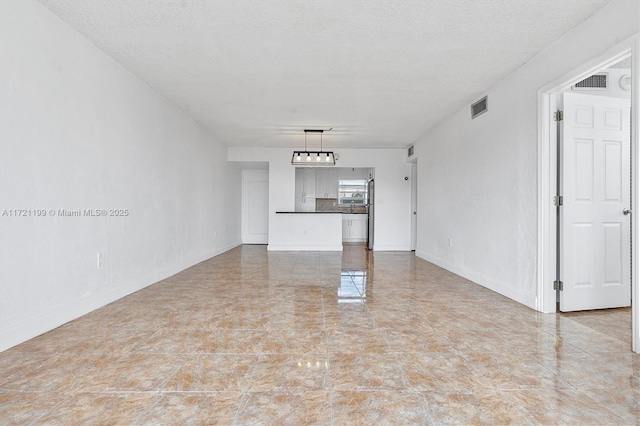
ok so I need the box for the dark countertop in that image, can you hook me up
[276,211,367,214]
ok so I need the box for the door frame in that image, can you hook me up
[536,33,639,353]
[410,163,418,251]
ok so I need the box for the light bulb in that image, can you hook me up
[325,153,331,161]
[296,153,301,161]
[306,153,311,161]
[316,154,321,161]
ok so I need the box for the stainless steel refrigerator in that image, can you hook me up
[367,179,374,250]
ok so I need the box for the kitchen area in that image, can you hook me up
[230,146,411,253]
[275,167,374,250]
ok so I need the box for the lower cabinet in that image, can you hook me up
[342,214,368,242]
[295,197,316,212]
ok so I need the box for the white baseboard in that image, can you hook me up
[415,250,536,309]
[374,244,411,251]
[268,244,343,251]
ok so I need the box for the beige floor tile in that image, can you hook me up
[329,353,407,390]
[384,329,458,354]
[216,311,274,329]
[262,329,328,354]
[132,328,217,354]
[247,354,330,391]
[235,390,332,425]
[326,328,389,354]
[397,352,489,392]
[0,391,68,425]
[35,392,158,425]
[78,353,186,392]
[331,390,429,425]
[1,354,91,393]
[163,354,257,391]
[420,390,533,424]
[581,386,640,424]
[0,244,637,424]
[503,387,629,424]
[0,352,50,386]
[136,391,243,425]
[531,350,640,390]
[460,352,572,390]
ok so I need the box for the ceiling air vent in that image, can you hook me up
[572,72,608,91]
[471,96,488,119]
[407,145,415,158]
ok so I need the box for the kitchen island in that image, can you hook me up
[269,212,343,251]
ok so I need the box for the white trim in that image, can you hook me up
[374,245,412,251]
[536,33,639,353]
[416,251,536,308]
[632,36,640,354]
[267,244,343,251]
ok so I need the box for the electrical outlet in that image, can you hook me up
[448,238,453,248]
[97,253,105,268]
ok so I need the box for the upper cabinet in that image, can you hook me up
[295,168,316,198]
[338,168,371,180]
[316,169,338,199]
[296,167,372,201]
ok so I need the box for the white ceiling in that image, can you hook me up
[39,0,611,149]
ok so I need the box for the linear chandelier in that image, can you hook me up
[291,129,336,166]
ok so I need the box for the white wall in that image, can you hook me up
[414,0,639,309]
[0,0,241,351]
[270,213,344,251]
[229,147,412,251]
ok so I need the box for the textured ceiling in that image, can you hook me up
[38,0,611,149]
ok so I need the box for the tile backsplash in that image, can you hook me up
[316,198,367,213]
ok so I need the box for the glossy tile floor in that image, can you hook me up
[1,244,638,425]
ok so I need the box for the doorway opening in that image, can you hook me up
[536,35,639,353]
[556,67,632,312]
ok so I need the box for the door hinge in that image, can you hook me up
[554,195,563,206]
[554,110,564,121]
[553,280,564,291]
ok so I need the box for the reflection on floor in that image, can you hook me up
[561,306,632,345]
[1,243,638,424]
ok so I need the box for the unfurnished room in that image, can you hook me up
[1,0,639,424]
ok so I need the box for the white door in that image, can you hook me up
[560,92,631,311]
[242,170,269,244]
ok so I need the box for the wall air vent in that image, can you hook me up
[572,72,608,91]
[471,96,488,119]
[407,145,415,158]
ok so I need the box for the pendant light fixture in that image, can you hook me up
[291,129,336,166]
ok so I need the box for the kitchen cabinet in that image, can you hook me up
[295,168,316,198]
[338,168,371,180]
[295,197,316,212]
[342,214,368,242]
[316,169,338,199]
